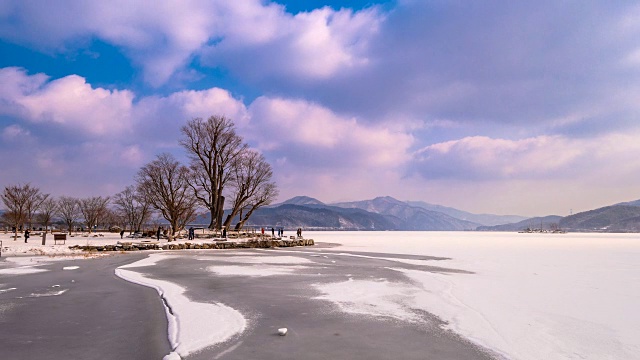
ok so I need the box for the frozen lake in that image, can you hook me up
[2,230,638,359]
[305,231,640,360]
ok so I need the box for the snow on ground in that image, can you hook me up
[0,231,253,257]
[115,254,247,360]
[305,231,640,360]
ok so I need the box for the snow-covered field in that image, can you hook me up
[308,231,640,360]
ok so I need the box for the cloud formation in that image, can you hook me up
[2,1,640,215]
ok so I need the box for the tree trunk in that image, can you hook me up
[208,205,216,229]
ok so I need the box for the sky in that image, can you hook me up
[1,0,640,217]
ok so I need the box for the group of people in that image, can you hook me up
[260,227,288,238]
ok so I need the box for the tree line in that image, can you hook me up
[1,115,278,239]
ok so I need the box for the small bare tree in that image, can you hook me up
[223,149,276,229]
[37,197,58,244]
[78,196,110,233]
[113,185,152,234]
[57,196,80,234]
[136,153,197,237]
[180,115,246,230]
[38,197,58,233]
[25,191,49,230]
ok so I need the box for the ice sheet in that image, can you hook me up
[306,231,640,360]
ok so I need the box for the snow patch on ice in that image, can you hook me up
[312,278,422,323]
[208,265,308,277]
[119,254,174,268]
[62,266,79,270]
[199,255,312,264]
[0,267,48,275]
[29,289,68,297]
[116,255,246,359]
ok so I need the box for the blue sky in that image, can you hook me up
[2,0,640,216]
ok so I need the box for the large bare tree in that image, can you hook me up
[113,185,152,233]
[180,115,246,230]
[57,196,80,234]
[136,153,197,237]
[79,196,110,232]
[223,149,276,229]
[1,184,46,240]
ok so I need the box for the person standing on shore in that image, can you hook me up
[24,229,30,243]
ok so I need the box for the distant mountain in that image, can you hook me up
[615,199,640,207]
[241,204,399,230]
[331,196,479,231]
[559,205,640,232]
[406,201,527,226]
[476,215,563,232]
[275,196,325,207]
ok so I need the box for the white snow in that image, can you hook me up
[0,266,48,275]
[207,264,308,277]
[115,254,247,359]
[198,255,312,264]
[305,231,640,360]
[29,289,68,297]
[62,266,79,270]
[313,278,422,323]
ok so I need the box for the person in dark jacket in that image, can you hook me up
[24,229,30,243]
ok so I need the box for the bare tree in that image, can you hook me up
[223,149,276,229]
[57,196,80,234]
[136,153,197,237]
[37,197,58,233]
[234,182,278,230]
[25,191,49,230]
[78,196,110,232]
[113,185,152,234]
[1,184,45,240]
[180,115,246,230]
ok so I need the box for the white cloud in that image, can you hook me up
[0,67,134,136]
[414,133,640,182]
[203,5,381,81]
[247,97,413,168]
[0,1,382,86]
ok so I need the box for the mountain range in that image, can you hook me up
[237,195,640,232]
[238,196,525,231]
